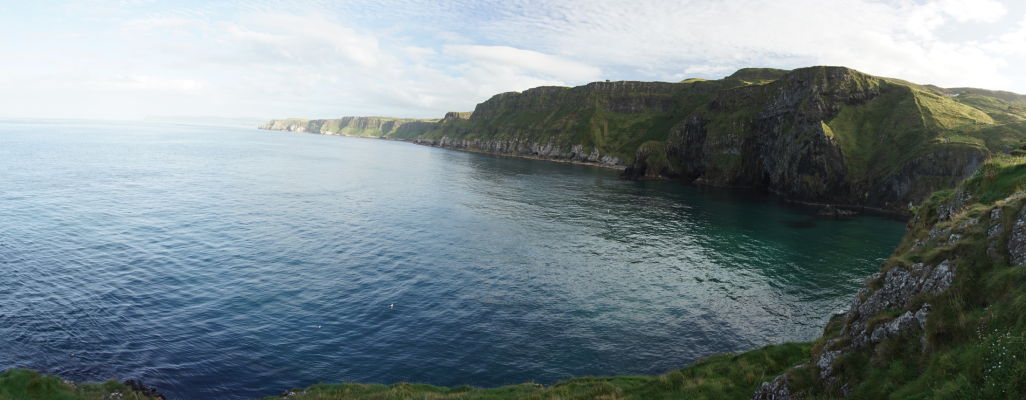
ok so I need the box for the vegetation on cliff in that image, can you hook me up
[751,153,1026,399]
[628,66,1026,213]
[261,66,1026,213]
[0,369,162,400]
[1,342,807,399]
[256,342,809,399]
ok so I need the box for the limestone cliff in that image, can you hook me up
[258,116,437,139]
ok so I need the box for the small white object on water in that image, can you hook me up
[389,303,394,309]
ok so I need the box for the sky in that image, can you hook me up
[2,0,1025,121]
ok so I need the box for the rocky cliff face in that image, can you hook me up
[753,158,1026,398]
[418,79,727,166]
[259,116,437,138]
[261,66,1025,213]
[413,136,622,166]
[626,66,1010,213]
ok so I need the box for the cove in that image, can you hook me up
[0,120,906,399]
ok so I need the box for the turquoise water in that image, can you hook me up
[0,120,906,399]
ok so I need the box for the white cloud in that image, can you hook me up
[477,0,1023,91]
[445,45,602,82]
[937,0,1007,23]
[2,0,1026,120]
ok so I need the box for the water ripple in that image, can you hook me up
[0,120,906,399]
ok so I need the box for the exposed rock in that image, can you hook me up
[937,190,973,221]
[123,379,165,400]
[645,66,989,213]
[817,349,843,380]
[914,303,932,330]
[818,205,859,217]
[869,303,931,344]
[414,136,622,166]
[1008,204,1026,266]
[752,373,794,400]
[988,208,1005,258]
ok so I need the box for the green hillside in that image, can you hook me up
[260,67,1026,215]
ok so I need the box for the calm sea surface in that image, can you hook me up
[0,120,906,399]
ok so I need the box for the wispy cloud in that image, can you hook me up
[1,0,1025,120]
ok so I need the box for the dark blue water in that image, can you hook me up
[0,120,906,399]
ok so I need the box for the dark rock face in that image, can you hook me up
[632,66,991,213]
[752,373,794,400]
[1009,204,1026,266]
[869,147,987,210]
[123,379,165,400]
[661,67,872,203]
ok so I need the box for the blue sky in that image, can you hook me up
[2,0,1026,121]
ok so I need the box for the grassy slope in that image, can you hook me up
[420,80,727,162]
[0,369,159,400]
[691,68,1023,190]
[781,155,1026,399]
[260,342,810,400]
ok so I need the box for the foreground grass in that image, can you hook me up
[0,369,159,400]
[260,342,810,400]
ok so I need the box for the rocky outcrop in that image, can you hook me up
[1008,204,1026,266]
[754,172,1026,397]
[752,373,795,400]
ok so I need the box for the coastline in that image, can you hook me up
[257,127,913,218]
[258,127,628,171]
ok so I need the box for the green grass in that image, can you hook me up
[960,154,1026,204]
[0,370,159,400]
[1,343,810,399]
[260,342,811,400]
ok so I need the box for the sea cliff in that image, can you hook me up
[258,116,437,139]
[261,66,1026,215]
